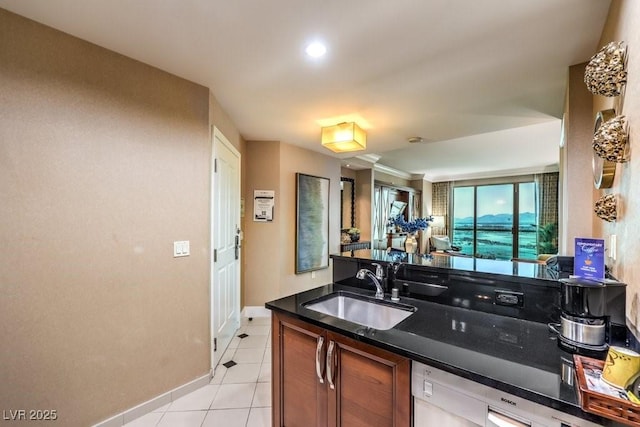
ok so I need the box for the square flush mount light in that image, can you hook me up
[321,122,366,153]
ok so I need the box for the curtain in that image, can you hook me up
[431,182,451,235]
[535,172,559,254]
[536,172,559,226]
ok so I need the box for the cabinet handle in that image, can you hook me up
[315,336,325,383]
[326,340,336,390]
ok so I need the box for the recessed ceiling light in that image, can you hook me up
[305,42,327,58]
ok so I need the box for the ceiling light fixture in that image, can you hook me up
[305,42,327,58]
[321,122,366,153]
[408,136,426,143]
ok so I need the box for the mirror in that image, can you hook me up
[389,201,407,219]
[341,177,355,229]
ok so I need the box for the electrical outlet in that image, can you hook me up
[311,271,316,279]
[610,234,617,260]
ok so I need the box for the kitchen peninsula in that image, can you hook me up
[267,250,623,426]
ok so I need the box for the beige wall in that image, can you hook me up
[209,93,243,153]
[594,0,640,330]
[243,141,341,306]
[243,141,281,306]
[561,63,595,255]
[374,170,410,188]
[279,144,341,297]
[355,169,374,241]
[0,9,244,426]
[341,167,357,180]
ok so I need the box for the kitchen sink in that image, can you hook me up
[303,291,416,330]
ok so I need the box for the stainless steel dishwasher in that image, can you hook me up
[412,361,601,427]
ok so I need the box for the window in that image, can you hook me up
[518,182,537,259]
[452,187,474,256]
[476,184,514,260]
[452,181,538,260]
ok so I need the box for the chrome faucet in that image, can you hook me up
[356,263,385,299]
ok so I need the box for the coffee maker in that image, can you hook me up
[557,277,626,358]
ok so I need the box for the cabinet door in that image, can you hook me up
[326,331,411,427]
[273,313,328,427]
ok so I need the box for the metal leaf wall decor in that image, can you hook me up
[594,194,617,222]
[584,41,627,97]
[593,115,629,163]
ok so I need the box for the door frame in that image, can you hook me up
[210,125,242,371]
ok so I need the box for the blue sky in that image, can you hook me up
[453,183,536,218]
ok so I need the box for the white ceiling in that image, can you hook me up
[0,0,611,181]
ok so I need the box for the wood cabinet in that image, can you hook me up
[272,312,411,427]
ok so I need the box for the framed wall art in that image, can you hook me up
[295,173,330,274]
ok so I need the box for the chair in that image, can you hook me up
[429,235,462,254]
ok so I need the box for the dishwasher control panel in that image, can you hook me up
[411,361,602,427]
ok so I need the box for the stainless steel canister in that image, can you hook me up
[560,313,605,346]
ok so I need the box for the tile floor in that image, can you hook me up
[124,315,272,427]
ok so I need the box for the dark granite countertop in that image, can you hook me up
[266,282,610,425]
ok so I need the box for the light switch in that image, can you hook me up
[174,241,190,257]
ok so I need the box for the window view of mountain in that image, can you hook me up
[453,212,539,260]
[454,212,537,225]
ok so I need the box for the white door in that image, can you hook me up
[211,126,241,370]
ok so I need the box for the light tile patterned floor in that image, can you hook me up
[124,315,272,427]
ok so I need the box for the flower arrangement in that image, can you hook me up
[387,215,432,234]
[344,227,361,243]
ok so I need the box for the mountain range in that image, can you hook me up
[454,212,536,225]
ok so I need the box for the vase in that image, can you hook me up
[404,233,417,253]
[350,233,360,243]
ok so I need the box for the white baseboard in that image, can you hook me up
[242,305,272,318]
[93,373,211,427]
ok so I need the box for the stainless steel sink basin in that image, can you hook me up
[303,291,416,330]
